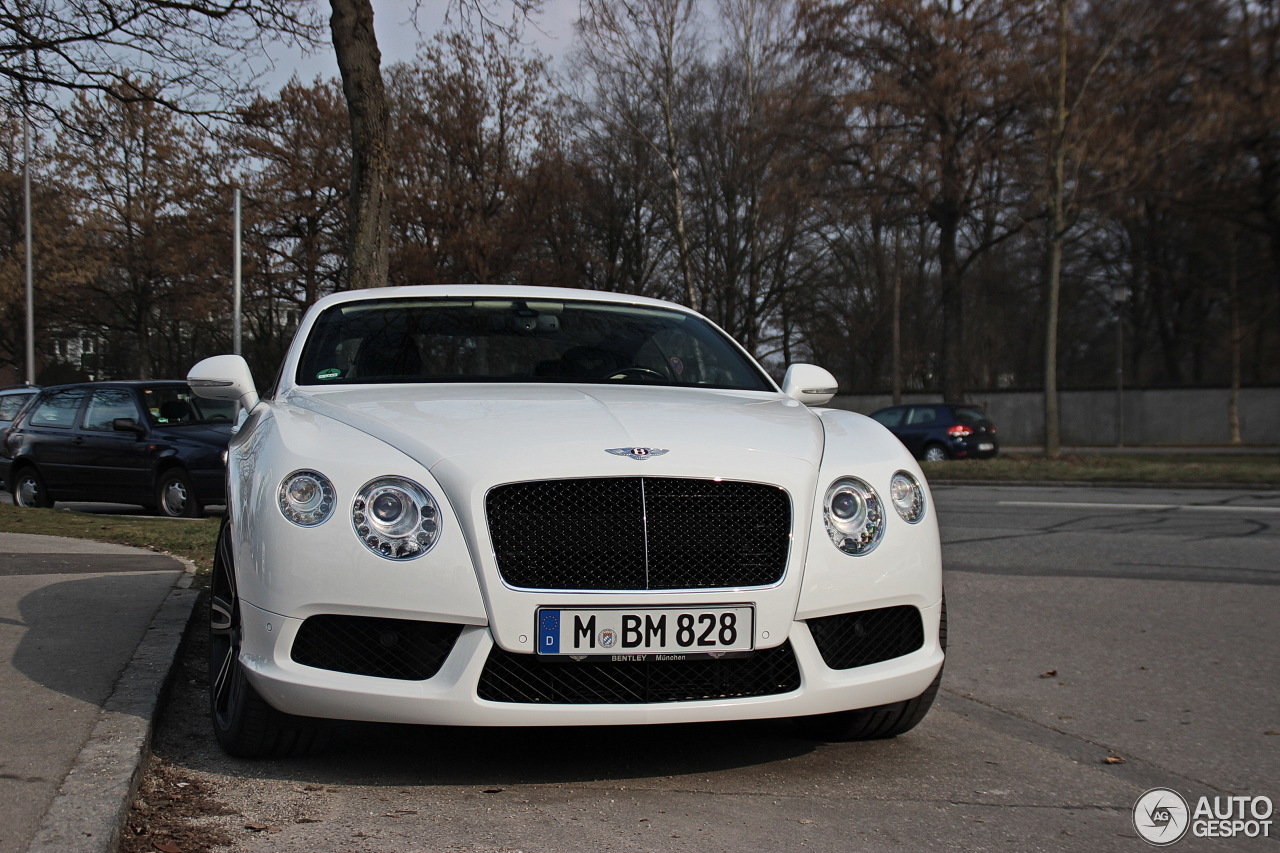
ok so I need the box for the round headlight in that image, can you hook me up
[353,476,440,560]
[890,471,926,523]
[278,470,335,527]
[823,477,884,555]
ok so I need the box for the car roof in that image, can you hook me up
[34,380,188,392]
[307,284,692,314]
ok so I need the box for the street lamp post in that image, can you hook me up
[233,189,243,355]
[1113,284,1128,447]
[23,111,35,385]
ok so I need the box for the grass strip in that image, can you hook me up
[0,504,219,572]
[923,453,1279,485]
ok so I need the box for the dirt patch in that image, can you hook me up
[120,757,235,853]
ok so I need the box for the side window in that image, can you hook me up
[29,389,88,428]
[0,394,34,420]
[907,407,938,426]
[872,409,904,428]
[83,389,143,432]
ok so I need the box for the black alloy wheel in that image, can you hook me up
[208,518,329,757]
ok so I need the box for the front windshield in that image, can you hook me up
[295,297,774,391]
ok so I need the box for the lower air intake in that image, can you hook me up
[478,642,801,704]
[291,615,462,681]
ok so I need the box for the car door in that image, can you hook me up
[20,387,90,493]
[898,406,941,457]
[76,387,152,501]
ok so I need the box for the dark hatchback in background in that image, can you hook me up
[870,403,999,461]
[0,385,39,434]
[0,381,236,516]
[0,386,40,488]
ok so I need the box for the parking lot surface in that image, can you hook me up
[123,485,1279,852]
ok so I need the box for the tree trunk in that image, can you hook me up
[937,205,963,401]
[1042,0,1069,458]
[329,0,390,292]
[1228,226,1243,445]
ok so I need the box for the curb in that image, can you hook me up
[25,565,201,853]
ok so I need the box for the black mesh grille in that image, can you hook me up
[807,606,925,670]
[485,477,791,590]
[291,615,463,680]
[477,642,801,704]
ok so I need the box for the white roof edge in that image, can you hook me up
[311,285,687,313]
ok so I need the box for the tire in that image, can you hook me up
[922,443,949,462]
[155,468,202,518]
[209,518,330,758]
[799,596,947,742]
[12,465,53,508]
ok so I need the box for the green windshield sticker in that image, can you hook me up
[317,368,342,381]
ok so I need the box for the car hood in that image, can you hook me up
[285,384,825,482]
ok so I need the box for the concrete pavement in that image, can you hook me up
[0,532,199,853]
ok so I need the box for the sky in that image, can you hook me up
[260,0,583,90]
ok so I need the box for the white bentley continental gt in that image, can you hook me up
[188,286,945,757]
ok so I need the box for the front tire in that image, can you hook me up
[13,465,52,508]
[156,468,202,518]
[209,519,329,758]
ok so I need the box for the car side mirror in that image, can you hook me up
[112,417,147,436]
[188,354,260,412]
[781,364,838,406]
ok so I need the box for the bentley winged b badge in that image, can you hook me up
[605,447,670,461]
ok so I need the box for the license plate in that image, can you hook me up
[978,443,994,451]
[537,606,754,658]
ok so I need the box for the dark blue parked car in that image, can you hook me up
[870,403,999,462]
[0,381,235,516]
[0,385,40,488]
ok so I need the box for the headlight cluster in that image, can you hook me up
[823,477,885,555]
[353,477,440,560]
[277,471,442,561]
[823,471,925,555]
[278,470,335,527]
[889,471,926,524]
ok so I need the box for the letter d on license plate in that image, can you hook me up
[537,606,754,657]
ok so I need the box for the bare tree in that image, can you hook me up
[1031,0,1128,455]
[800,0,1033,401]
[0,0,322,116]
[228,78,350,375]
[327,0,542,291]
[328,0,390,292]
[386,31,559,285]
[576,0,703,308]
[0,115,92,377]
[56,80,228,378]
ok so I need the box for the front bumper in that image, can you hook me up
[236,597,945,727]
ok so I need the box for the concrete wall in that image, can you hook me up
[828,387,1280,447]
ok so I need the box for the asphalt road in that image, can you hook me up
[127,485,1279,852]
